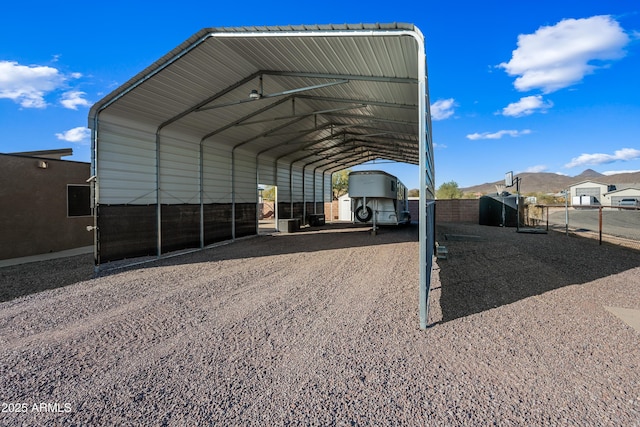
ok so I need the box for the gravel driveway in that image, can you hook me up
[1,222,639,426]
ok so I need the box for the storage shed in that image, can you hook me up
[89,23,435,328]
[479,193,523,227]
[570,180,610,207]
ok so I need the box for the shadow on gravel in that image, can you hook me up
[0,223,419,301]
[435,222,640,324]
[0,254,94,303]
[96,221,419,276]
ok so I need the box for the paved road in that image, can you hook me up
[548,208,640,241]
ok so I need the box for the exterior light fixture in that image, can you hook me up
[249,89,261,100]
[37,160,48,169]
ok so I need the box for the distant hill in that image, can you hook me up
[461,169,640,195]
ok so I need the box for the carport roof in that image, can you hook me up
[89,23,427,173]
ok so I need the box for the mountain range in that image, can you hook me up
[460,169,640,195]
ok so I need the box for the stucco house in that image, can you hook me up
[604,187,640,207]
[570,180,640,208]
[0,149,93,260]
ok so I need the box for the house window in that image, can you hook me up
[68,185,91,217]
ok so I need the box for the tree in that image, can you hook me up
[262,186,275,201]
[332,169,351,200]
[436,181,464,199]
[408,188,420,197]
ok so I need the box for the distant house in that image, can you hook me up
[570,180,609,207]
[604,187,640,207]
[0,149,93,260]
[570,180,640,208]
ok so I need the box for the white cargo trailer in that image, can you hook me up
[348,171,411,226]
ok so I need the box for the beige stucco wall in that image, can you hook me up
[0,154,93,260]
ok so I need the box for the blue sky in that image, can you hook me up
[1,1,639,190]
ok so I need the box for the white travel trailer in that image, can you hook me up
[348,171,411,225]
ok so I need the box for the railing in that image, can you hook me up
[526,204,640,251]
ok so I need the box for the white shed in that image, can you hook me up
[88,23,436,328]
[338,194,352,222]
[570,180,610,207]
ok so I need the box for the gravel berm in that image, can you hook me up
[1,222,639,426]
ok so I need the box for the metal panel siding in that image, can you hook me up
[303,169,314,198]
[291,168,303,202]
[159,134,200,204]
[202,144,232,203]
[97,116,157,205]
[323,174,332,202]
[233,151,257,203]
[276,161,291,201]
[313,173,325,202]
[257,157,275,185]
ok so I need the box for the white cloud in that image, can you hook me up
[466,129,531,140]
[0,60,84,109]
[0,60,65,108]
[602,169,640,175]
[498,15,630,93]
[501,95,553,117]
[55,127,91,144]
[430,98,456,121]
[565,148,640,168]
[523,165,548,173]
[61,90,91,110]
[433,142,447,149]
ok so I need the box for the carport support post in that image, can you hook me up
[289,163,294,219]
[231,149,236,240]
[417,31,429,330]
[274,186,279,231]
[200,140,205,248]
[155,132,162,257]
[302,164,307,225]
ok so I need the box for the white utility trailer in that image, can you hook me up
[348,171,411,226]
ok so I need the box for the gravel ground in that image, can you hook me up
[0,222,639,426]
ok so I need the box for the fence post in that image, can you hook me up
[546,206,549,231]
[599,206,603,245]
[565,191,569,237]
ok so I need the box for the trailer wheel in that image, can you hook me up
[355,206,373,222]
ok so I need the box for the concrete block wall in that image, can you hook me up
[436,199,479,223]
[408,198,480,224]
[324,201,340,221]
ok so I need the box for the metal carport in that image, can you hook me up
[88,23,435,328]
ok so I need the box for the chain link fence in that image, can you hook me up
[525,204,640,251]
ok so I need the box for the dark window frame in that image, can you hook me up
[67,184,92,217]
